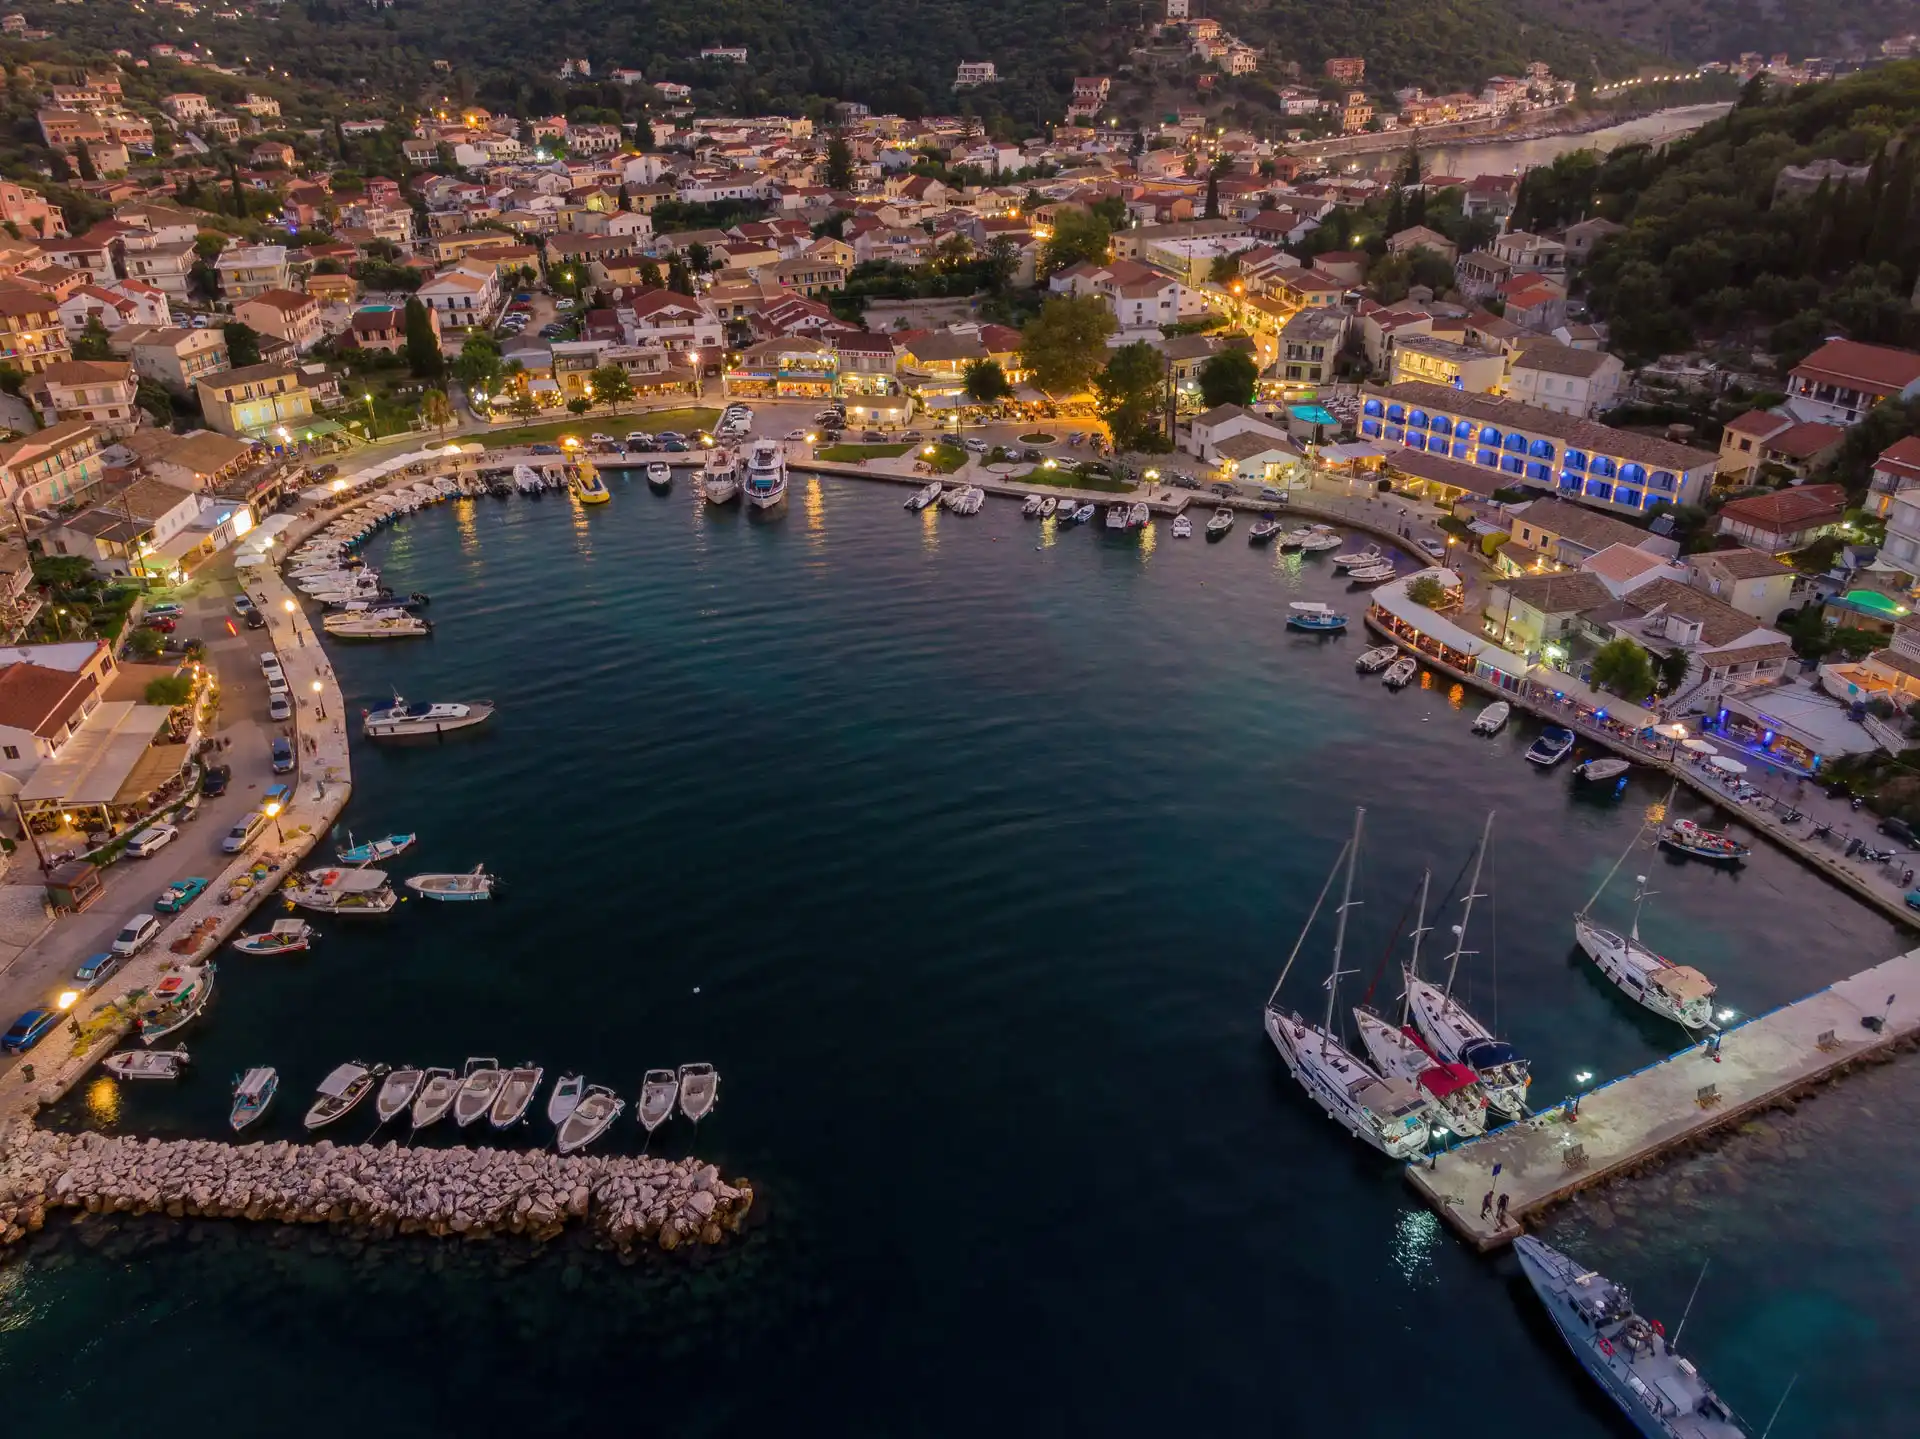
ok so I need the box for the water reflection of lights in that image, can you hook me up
[454,495,480,556]
[1420,669,1435,690]
[803,476,825,533]
[1138,521,1157,560]
[1447,682,1465,710]
[1645,799,1668,825]
[1036,515,1058,549]
[1390,1208,1441,1286]
[920,502,939,553]
[85,1075,120,1126]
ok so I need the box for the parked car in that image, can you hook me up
[963,438,989,453]
[1,1008,59,1054]
[625,432,653,447]
[1209,482,1236,496]
[784,429,808,441]
[111,913,162,956]
[147,602,182,617]
[589,433,614,445]
[531,444,561,455]
[656,431,685,443]
[268,695,292,722]
[1259,486,1285,502]
[862,430,886,442]
[661,440,689,453]
[1020,448,1043,463]
[154,876,209,914]
[259,653,283,679]
[141,615,177,633]
[270,737,295,773]
[555,298,576,311]
[244,609,267,629]
[71,952,123,994]
[1417,537,1448,560]
[233,595,256,617]
[201,764,230,797]
[124,823,179,859]
[221,812,268,854]
[1880,816,1918,847]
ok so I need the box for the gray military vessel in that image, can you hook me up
[1514,1236,1746,1438]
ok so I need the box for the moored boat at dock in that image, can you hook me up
[321,610,431,640]
[231,918,313,956]
[546,1073,585,1126]
[1576,819,1720,1030]
[638,1069,678,1132]
[229,1067,277,1131]
[1248,516,1280,544]
[136,962,215,1045]
[453,1057,505,1127]
[405,865,496,901]
[677,1063,720,1124]
[104,1048,190,1080]
[703,448,740,504]
[304,1061,385,1130]
[1333,544,1382,570]
[1104,502,1129,530]
[1578,757,1632,783]
[283,867,398,915]
[376,1067,425,1124]
[1206,507,1235,538]
[490,1064,544,1127]
[742,439,789,509]
[1472,701,1511,735]
[1171,514,1192,538]
[1355,645,1398,673]
[1022,494,1043,517]
[362,696,494,739]
[1526,727,1577,766]
[1659,818,1750,863]
[573,461,611,504]
[556,1084,624,1154]
[337,832,415,865]
[645,461,673,491]
[410,1067,458,1130]
[1382,656,1418,689]
[908,481,942,511]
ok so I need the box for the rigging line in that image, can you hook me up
[1267,838,1350,1008]
[1487,822,1498,1030]
[1358,873,1420,1012]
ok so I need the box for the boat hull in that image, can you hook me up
[1263,1009,1429,1159]
[1572,918,1714,1029]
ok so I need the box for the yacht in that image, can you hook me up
[321,611,431,640]
[362,696,494,739]
[1514,1237,1747,1438]
[1263,808,1432,1160]
[1471,701,1511,735]
[1206,507,1235,538]
[742,440,789,509]
[230,1067,277,1132]
[1355,645,1399,673]
[703,448,740,504]
[908,481,942,511]
[646,461,673,491]
[1171,514,1192,538]
[1526,727,1577,766]
[1575,879,1719,1030]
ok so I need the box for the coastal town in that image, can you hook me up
[0,2,1915,1429]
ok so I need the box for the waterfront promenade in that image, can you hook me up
[1410,947,1920,1249]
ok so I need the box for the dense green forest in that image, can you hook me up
[1514,0,1911,68]
[1513,65,1920,366]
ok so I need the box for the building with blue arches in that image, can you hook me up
[1357,381,1718,520]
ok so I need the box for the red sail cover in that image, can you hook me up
[1418,1062,1481,1099]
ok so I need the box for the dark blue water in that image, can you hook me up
[7,476,1913,1436]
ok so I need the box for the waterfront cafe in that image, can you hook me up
[1367,569,1532,695]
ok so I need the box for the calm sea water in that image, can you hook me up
[5,476,1913,1437]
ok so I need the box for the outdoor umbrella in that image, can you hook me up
[1681,738,1719,755]
[1708,755,1749,774]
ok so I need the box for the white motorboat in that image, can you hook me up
[1332,545,1383,570]
[322,612,431,640]
[908,481,942,511]
[1346,563,1399,585]
[742,439,788,509]
[453,1057,505,1127]
[1525,727,1577,766]
[677,1063,720,1123]
[375,1067,425,1124]
[646,461,673,491]
[1382,656,1418,689]
[410,1067,458,1130]
[135,962,215,1045]
[405,865,496,901]
[362,696,494,739]
[1070,503,1096,523]
[1299,529,1341,552]
[1127,502,1150,528]
[490,1064,544,1128]
[1206,507,1235,538]
[515,464,544,494]
[1022,494,1044,517]
[231,919,312,955]
[948,486,984,515]
[1471,701,1511,735]
[1278,527,1316,549]
[1038,496,1057,518]
[1355,645,1398,673]
[283,867,398,915]
[1577,757,1632,782]
[1171,515,1192,538]
[556,1084,625,1154]
[1263,808,1432,1160]
[546,1073,585,1126]
[703,448,740,504]
[1406,814,1532,1119]
[1104,503,1129,530]
[230,1067,277,1131]
[304,1061,384,1130]
[637,1069,678,1132]
[104,1048,189,1080]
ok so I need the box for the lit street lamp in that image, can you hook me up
[264,800,284,843]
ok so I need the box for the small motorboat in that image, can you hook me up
[1659,817,1751,863]
[1104,503,1129,530]
[375,1066,425,1124]
[907,481,941,511]
[1248,517,1280,544]
[406,865,496,902]
[547,1073,585,1126]
[105,1048,189,1080]
[304,1061,385,1130]
[677,1062,720,1124]
[453,1057,504,1127]
[337,832,416,865]
[556,1084,625,1154]
[230,1067,277,1131]
[1355,645,1399,673]
[410,1067,458,1130]
[1299,528,1341,553]
[574,463,611,504]
[1345,562,1399,585]
[490,1064,544,1128]
[1127,502,1150,528]
[1383,656,1419,689]
[1206,507,1235,538]
[1022,494,1044,517]
[136,962,215,1045]
[1278,527,1315,549]
[1070,503,1095,524]
[1578,757,1632,783]
[638,1069,678,1133]
[1525,727,1577,766]
[1285,602,1348,633]
[1171,514,1192,538]
[1471,701,1511,736]
[231,918,314,956]
[1332,545,1382,570]
[646,461,673,491]
[1039,496,1057,518]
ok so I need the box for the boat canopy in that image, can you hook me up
[303,868,389,892]
[1651,965,1716,1000]
[1460,1037,1519,1069]
[316,1064,364,1097]
[1418,1061,1481,1099]
[237,1067,274,1093]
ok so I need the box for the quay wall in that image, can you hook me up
[0,1123,751,1253]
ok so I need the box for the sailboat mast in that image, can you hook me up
[1323,808,1365,1053]
[1581,785,1667,918]
[1443,811,1493,997]
[1400,868,1431,1024]
[1266,839,1350,1009]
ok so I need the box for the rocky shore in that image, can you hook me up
[0,1124,751,1253]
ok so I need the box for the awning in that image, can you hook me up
[1708,755,1748,774]
[1526,666,1657,731]
[1370,570,1531,680]
[17,702,173,806]
[1681,738,1718,754]
[1317,441,1394,463]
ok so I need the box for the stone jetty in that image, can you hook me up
[0,1124,751,1253]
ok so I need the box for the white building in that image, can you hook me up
[954,62,999,88]
[1506,345,1625,419]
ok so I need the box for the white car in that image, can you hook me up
[1418,538,1448,560]
[259,653,283,679]
[124,824,178,859]
[268,694,292,722]
[221,812,269,854]
[111,913,162,956]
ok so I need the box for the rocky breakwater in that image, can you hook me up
[0,1124,752,1253]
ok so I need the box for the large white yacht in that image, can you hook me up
[742,439,789,509]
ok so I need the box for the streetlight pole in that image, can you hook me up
[264,800,284,844]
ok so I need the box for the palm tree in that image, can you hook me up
[419,388,454,442]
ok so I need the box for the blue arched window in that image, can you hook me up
[1478,426,1501,445]
[1409,409,1429,428]
[1387,404,1406,423]
[1558,470,1581,491]
[1477,448,1499,468]
[1454,420,1473,439]
[1451,441,1471,459]
[1616,489,1642,509]
[1649,470,1677,493]
[1428,414,1451,432]
[1407,432,1428,451]
[1503,432,1528,454]
[1503,456,1526,475]
[1363,398,1384,417]
[1590,455,1617,479]
[1565,449,1588,471]
[1527,461,1551,482]
[1586,478,1613,502]
[1385,425,1404,441]
[1361,419,1382,438]
[1620,462,1646,488]
[1529,438,1555,459]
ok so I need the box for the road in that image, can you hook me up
[0,567,291,1048]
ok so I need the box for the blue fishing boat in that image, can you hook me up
[1525,727,1577,766]
[1285,601,1348,633]
[338,832,417,865]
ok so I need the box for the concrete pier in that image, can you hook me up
[1408,948,1920,1249]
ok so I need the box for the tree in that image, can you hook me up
[1039,206,1111,279]
[419,388,453,439]
[1406,575,1448,608]
[590,364,634,413]
[75,142,97,183]
[127,626,164,661]
[1020,295,1116,396]
[1094,341,1166,451]
[638,260,664,290]
[825,134,854,190]
[685,242,711,273]
[404,298,442,379]
[567,396,592,415]
[963,358,1010,405]
[222,322,262,368]
[72,317,113,361]
[144,675,194,706]
[1658,647,1693,694]
[135,380,173,425]
[1590,637,1656,701]
[509,391,539,422]
[1197,350,1258,409]
[451,332,504,398]
[666,257,694,294]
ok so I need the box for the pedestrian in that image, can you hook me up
[1495,1192,1510,1226]
[1480,1189,1494,1219]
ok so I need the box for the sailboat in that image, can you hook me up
[1406,812,1533,1120]
[1262,808,1432,1159]
[1574,807,1719,1030]
[1353,871,1490,1139]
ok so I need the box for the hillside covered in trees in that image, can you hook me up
[1511,64,1920,366]
[1515,0,1911,70]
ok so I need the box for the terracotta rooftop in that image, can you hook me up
[1716,483,1848,532]
[1791,339,1920,394]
